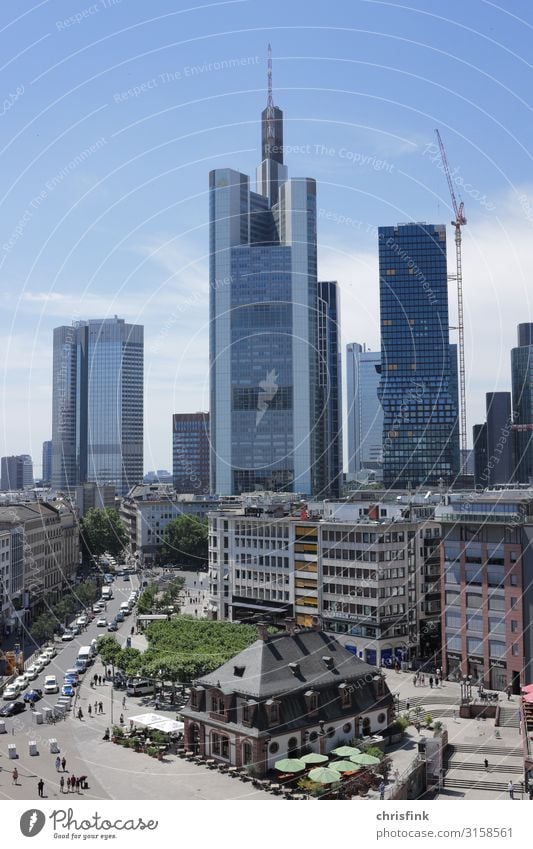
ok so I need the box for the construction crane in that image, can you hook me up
[435,128,467,458]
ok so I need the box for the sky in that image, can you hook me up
[1,0,533,475]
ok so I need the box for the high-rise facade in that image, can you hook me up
[346,344,383,476]
[172,412,210,494]
[317,281,342,497]
[485,391,513,485]
[209,73,322,496]
[512,323,533,484]
[472,423,488,489]
[42,441,52,485]
[0,455,33,491]
[52,317,143,497]
[377,223,459,488]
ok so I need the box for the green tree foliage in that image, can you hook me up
[160,515,207,566]
[138,617,258,684]
[80,508,128,560]
[115,647,143,677]
[96,635,122,667]
[31,614,56,643]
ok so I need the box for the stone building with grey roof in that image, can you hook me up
[181,626,393,774]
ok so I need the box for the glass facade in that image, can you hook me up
[172,413,210,493]
[512,323,533,483]
[209,97,326,495]
[52,318,143,496]
[346,344,383,475]
[377,223,459,488]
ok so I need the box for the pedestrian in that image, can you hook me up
[484,758,489,771]
[12,767,18,785]
[88,704,92,717]
[507,685,512,701]
[77,708,83,720]
[406,699,410,712]
[98,675,102,686]
[94,700,98,713]
[55,756,61,771]
[76,777,81,793]
[60,775,65,793]
[99,701,103,714]
[119,713,124,725]
[61,756,66,771]
[509,780,514,799]
[453,710,458,722]
[38,778,44,798]
[413,674,417,687]
[122,696,126,708]
[379,780,385,800]
[429,676,433,688]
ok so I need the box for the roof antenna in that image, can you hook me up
[266,43,275,142]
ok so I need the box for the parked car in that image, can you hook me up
[42,646,57,659]
[115,612,125,623]
[2,684,20,701]
[61,684,75,697]
[61,630,74,641]
[37,654,50,667]
[25,664,40,680]
[44,676,59,694]
[123,574,130,581]
[107,623,119,632]
[96,618,107,627]
[0,700,25,716]
[77,615,88,626]
[23,689,43,703]
[113,672,127,690]
[14,674,30,691]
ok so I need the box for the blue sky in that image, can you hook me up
[1,0,532,474]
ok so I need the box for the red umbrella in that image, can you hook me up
[522,685,533,694]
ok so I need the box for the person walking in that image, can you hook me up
[77,708,83,720]
[61,756,66,772]
[94,700,98,714]
[379,781,385,800]
[429,676,433,689]
[76,777,81,794]
[93,673,98,686]
[37,778,44,798]
[507,685,512,701]
[12,767,18,785]
[88,704,92,717]
[406,699,410,712]
[119,713,124,725]
[484,758,489,770]
[509,780,515,799]
[98,675,102,686]
[122,696,126,708]
[99,701,103,714]
[413,674,417,687]
[60,775,65,793]
[55,756,61,772]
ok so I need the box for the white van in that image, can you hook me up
[44,675,59,694]
[120,602,130,613]
[101,586,113,601]
[126,678,155,697]
[77,646,92,666]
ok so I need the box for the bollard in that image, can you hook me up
[49,738,59,753]
[29,740,38,756]
[34,712,43,725]
[8,744,17,759]
[0,719,6,734]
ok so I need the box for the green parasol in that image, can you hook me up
[350,753,381,766]
[274,758,306,773]
[301,752,329,765]
[331,745,362,757]
[330,760,360,772]
[308,766,342,784]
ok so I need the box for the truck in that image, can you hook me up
[77,646,93,670]
[101,586,113,601]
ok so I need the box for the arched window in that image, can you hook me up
[362,717,371,735]
[287,736,299,757]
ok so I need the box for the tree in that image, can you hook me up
[80,508,128,561]
[96,635,122,668]
[31,614,56,643]
[75,580,99,607]
[161,515,207,566]
[115,647,142,677]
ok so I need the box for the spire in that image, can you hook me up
[266,43,275,144]
[267,43,273,109]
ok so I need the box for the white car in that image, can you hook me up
[61,630,74,641]
[76,615,88,626]
[2,684,20,700]
[96,618,107,627]
[25,664,39,680]
[44,675,59,694]
[14,675,29,691]
[37,654,50,667]
[42,646,57,659]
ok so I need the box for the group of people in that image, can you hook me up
[413,668,443,688]
[59,774,87,793]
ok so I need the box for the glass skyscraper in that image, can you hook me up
[172,412,210,494]
[512,323,533,483]
[52,317,143,497]
[346,343,383,477]
[377,223,459,488]
[317,281,342,497]
[209,77,332,495]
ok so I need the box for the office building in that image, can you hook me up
[377,223,459,488]
[346,344,383,477]
[317,281,342,497]
[42,440,52,485]
[436,489,533,692]
[473,423,488,489]
[1,455,33,491]
[172,413,210,494]
[52,317,143,497]
[209,65,322,496]
[486,391,514,485]
[512,323,533,484]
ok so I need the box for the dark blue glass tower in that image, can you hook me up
[378,223,459,488]
[512,323,533,483]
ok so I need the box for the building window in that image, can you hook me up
[242,742,253,765]
[269,741,279,754]
[342,723,352,734]
[377,713,386,724]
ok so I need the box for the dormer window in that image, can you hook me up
[242,699,257,726]
[304,690,319,713]
[265,698,280,725]
[211,694,225,715]
[339,683,351,709]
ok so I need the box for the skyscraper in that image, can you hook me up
[378,223,459,488]
[0,455,33,491]
[209,55,322,495]
[317,281,343,497]
[346,343,383,476]
[173,413,210,494]
[485,391,513,485]
[52,317,143,497]
[42,440,52,485]
[472,422,488,489]
[512,322,533,483]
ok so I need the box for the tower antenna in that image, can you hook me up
[266,43,275,142]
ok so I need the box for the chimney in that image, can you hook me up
[256,621,269,642]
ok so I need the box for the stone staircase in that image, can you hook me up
[497,706,521,729]
[442,740,524,794]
